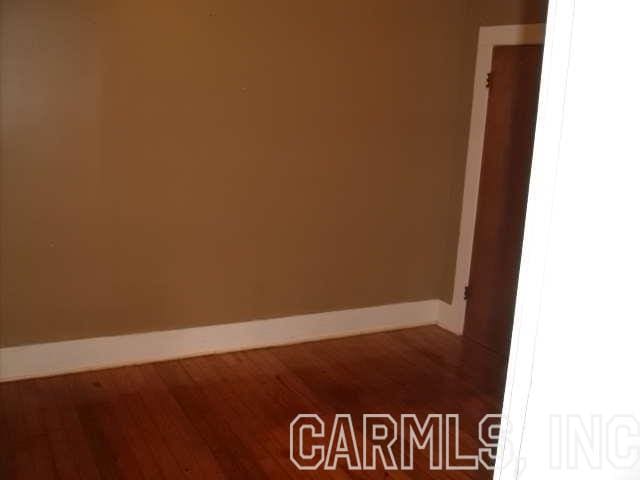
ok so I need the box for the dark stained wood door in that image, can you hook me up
[463,45,543,355]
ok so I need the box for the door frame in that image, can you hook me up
[440,24,546,335]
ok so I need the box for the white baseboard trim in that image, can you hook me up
[0,300,444,382]
[436,302,464,335]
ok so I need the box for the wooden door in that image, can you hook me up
[463,45,543,355]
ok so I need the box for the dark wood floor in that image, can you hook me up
[0,325,506,479]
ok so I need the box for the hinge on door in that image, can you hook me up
[485,71,493,89]
[464,285,471,300]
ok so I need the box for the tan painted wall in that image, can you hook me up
[0,0,546,347]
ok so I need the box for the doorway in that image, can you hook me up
[463,44,544,354]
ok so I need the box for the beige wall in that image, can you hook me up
[0,0,547,347]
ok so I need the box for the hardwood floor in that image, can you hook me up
[0,325,507,479]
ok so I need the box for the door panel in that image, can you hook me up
[463,45,543,354]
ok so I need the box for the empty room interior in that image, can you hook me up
[1,0,551,478]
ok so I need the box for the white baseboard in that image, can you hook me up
[0,300,445,382]
[436,302,464,335]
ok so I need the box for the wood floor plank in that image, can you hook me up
[179,355,302,480]
[71,371,146,480]
[132,363,228,479]
[41,375,103,480]
[109,367,189,480]
[3,381,38,479]
[0,325,502,479]
[153,359,273,479]
[30,377,81,480]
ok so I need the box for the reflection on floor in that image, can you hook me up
[0,325,506,479]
